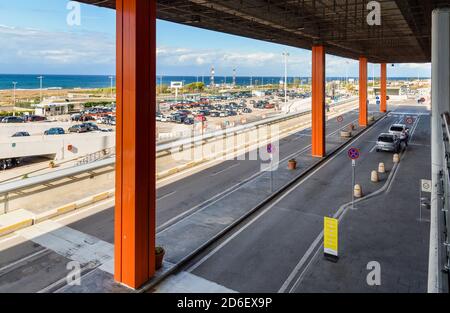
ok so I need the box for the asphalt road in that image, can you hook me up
[2,101,428,293]
[177,103,430,293]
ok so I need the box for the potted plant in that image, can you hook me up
[155,246,165,270]
[49,161,56,168]
[288,159,297,170]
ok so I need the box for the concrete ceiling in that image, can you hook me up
[78,0,450,63]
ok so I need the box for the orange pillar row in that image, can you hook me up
[359,57,368,127]
[115,0,157,289]
[312,45,326,158]
[380,63,387,113]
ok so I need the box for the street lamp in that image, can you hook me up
[109,75,114,99]
[12,82,17,116]
[282,52,290,108]
[37,76,44,102]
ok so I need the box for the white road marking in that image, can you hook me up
[16,220,114,274]
[157,191,177,201]
[154,271,237,293]
[0,248,49,273]
[210,163,241,177]
[284,112,424,292]
[157,117,360,233]
[187,116,386,274]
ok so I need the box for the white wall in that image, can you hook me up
[0,132,115,161]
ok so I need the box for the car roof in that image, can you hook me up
[390,124,406,128]
[379,133,395,137]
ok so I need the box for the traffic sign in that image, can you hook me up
[406,117,414,125]
[347,147,360,160]
[421,179,432,193]
[376,96,380,100]
[376,100,381,105]
[337,115,344,123]
[267,143,273,154]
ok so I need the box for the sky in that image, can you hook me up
[0,0,431,77]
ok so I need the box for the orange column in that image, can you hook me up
[115,0,156,289]
[380,63,387,112]
[359,57,368,127]
[312,45,326,158]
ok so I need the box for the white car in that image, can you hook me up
[156,114,168,122]
[389,124,409,141]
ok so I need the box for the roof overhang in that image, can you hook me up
[78,0,450,63]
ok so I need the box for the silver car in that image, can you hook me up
[389,124,409,142]
[376,133,401,153]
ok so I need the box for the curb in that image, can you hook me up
[0,189,115,238]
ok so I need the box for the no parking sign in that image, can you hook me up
[347,147,360,160]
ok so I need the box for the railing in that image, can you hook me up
[0,97,357,215]
[436,112,450,291]
[0,158,115,215]
[156,96,357,156]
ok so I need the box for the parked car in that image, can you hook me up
[242,108,252,114]
[376,133,401,153]
[1,116,24,123]
[198,110,210,116]
[71,114,82,121]
[184,117,195,125]
[81,122,100,131]
[389,124,409,142]
[12,132,30,137]
[171,114,187,124]
[264,103,275,109]
[68,124,89,133]
[25,115,47,122]
[156,112,168,122]
[210,111,220,117]
[44,128,65,135]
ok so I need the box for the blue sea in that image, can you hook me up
[0,74,426,90]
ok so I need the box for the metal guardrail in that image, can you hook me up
[156,96,357,154]
[437,112,450,291]
[0,158,115,214]
[0,97,357,212]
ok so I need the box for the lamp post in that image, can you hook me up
[37,76,43,102]
[12,82,17,116]
[282,52,290,108]
[109,75,114,99]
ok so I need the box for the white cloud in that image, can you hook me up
[0,25,115,71]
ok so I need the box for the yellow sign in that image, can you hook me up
[324,217,338,256]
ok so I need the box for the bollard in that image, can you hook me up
[340,130,352,138]
[371,170,379,182]
[354,184,362,198]
[378,162,385,173]
[393,153,400,163]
